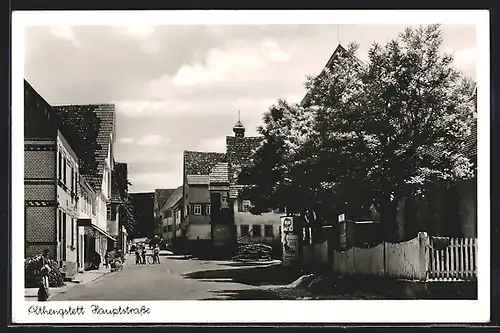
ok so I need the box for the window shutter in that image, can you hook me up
[201,204,206,215]
[237,200,243,212]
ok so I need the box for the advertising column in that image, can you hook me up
[280,216,300,266]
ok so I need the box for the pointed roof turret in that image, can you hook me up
[233,111,245,137]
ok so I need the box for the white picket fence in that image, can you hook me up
[303,232,477,282]
[428,237,477,281]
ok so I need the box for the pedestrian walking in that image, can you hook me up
[141,246,146,264]
[153,244,160,264]
[135,247,141,265]
[37,249,51,301]
[104,250,110,268]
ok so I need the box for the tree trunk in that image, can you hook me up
[378,198,400,242]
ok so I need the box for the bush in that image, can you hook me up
[24,255,65,288]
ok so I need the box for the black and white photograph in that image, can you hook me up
[12,10,489,323]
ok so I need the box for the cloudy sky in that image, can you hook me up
[24,24,476,193]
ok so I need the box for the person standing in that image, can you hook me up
[153,244,160,264]
[37,249,51,301]
[140,245,146,264]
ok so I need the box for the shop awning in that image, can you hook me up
[78,218,116,241]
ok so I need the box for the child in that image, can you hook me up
[153,244,160,264]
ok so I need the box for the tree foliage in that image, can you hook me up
[239,24,476,242]
[118,179,139,238]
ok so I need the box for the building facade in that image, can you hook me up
[160,186,183,245]
[226,120,283,248]
[182,151,226,251]
[154,189,176,238]
[54,103,117,264]
[24,81,80,278]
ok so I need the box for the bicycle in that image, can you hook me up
[146,254,155,265]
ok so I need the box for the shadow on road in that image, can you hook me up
[183,264,303,286]
[201,289,283,300]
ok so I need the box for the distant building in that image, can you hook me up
[180,118,284,254]
[154,188,176,238]
[160,185,183,245]
[113,162,129,252]
[24,81,81,279]
[225,120,283,247]
[130,192,155,238]
[182,150,225,252]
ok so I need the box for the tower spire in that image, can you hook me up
[233,110,245,138]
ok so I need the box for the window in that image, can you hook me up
[264,225,273,237]
[166,210,172,218]
[206,204,211,216]
[242,200,251,212]
[107,206,112,220]
[58,152,62,180]
[193,204,202,216]
[252,224,262,236]
[71,218,74,247]
[63,158,67,184]
[70,167,74,192]
[240,225,249,237]
[167,225,173,232]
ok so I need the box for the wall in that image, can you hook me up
[397,178,477,240]
[234,200,281,245]
[55,132,79,276]
[24,140,57,258]
[187,224,211,240]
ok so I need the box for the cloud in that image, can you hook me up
[172,39,290,87]
[114,96,288,119]
[197,137,227,152]
[453,48,476,68]
[129,171,182,191]
[118,137,135,144]
[113,25,156,39]
[135,134,170,146]
[48,26,79,46]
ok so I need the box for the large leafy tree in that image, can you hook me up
[117,179,139,238]
[240,24,476,242]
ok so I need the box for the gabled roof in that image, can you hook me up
[184,150,226,176]
[155,188,176,210]
[53,104,115,192]
[160,185,183,211]
[209,162,229,184]
[187,175,210,185]
[226,136,263,185]
[301,44,363,107]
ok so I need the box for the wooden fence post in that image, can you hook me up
[418,232,430,281]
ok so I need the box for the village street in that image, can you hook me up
[49,253,292,301]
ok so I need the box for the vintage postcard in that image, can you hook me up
[11,9,490,324]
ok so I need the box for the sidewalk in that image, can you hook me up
[25,265,111,301]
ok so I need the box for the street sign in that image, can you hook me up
[338,213,345,222]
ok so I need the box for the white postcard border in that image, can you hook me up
[12,9,490,324]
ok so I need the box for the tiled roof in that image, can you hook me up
[226,136,263,185]
[422,123,477,161]
[209,162,229,184]
[187,175,210,185]
[229,185,244,199]
[184,150,226,176]
[161,185,183,211]
[110,168,122,203]
[24,81,86,159]
[53,104,115,192]
[301,44,363,107]
[155,188,176,210]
